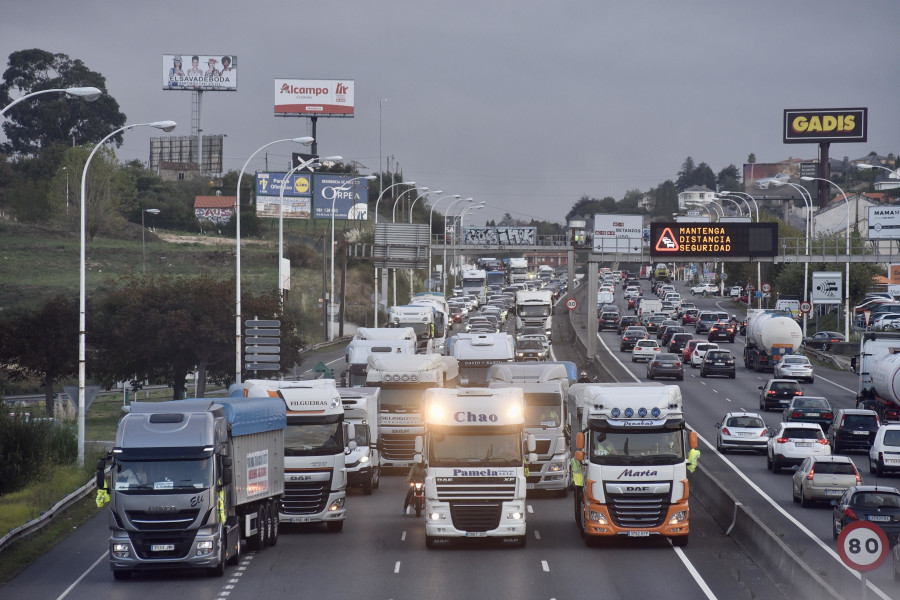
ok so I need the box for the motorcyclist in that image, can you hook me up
[577,370,591,383]
[402,460,426,515]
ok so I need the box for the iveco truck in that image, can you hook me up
[339,387,381,494]
[99,397,285,579]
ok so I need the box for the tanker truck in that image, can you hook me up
[742,309,802,372]
[853,331,900,423]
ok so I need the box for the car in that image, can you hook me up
[598,311,620,332]
[620,327,649,352]
[695,311,719,334]
[736,294,750,304]
[729,286,742,298]
[783,396,834,433]
[773,355,815,383]
[617,315,641,335]
[754,172,790,190]
[690,342,719,368]
[792,456,862,508]
[707,322,736,343]
[661,325,685,348]
[700,349,736,378]
[515,337,549,362]
[828,409,880,454]
[802,331,845,351]
[767,422,831,473]
[682,339,702,364]
[758,379,803,412]
[869,424,900,476]
[647,352,683,381]
[449,306,463,324]
[632,339,661,363]
[627,297,638,310]
[681,308,699,326]
[644,314,666,334]
[690,282,719,296]
[657,320,680,340]
[517,325,545,338]
[715,412,768,454]
[832,485,900,541]
[669,333,693,354]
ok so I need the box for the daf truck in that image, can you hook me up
[461,269,488,303]
[488,363,570,495]
[98,397,285,579]
[345,338,416,387]
[515,289,553,340]
[339,387,381,494]
[571,383,696,546]
[235,379,352,532]
[506,257,530,285]
[388,305,437,353]
[416,387,536,548]
[451,332,516,386]
[365,353,458,469]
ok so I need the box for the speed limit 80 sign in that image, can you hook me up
[837,521,890,572]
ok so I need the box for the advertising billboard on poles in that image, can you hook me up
[783,108,867,144]
[255,172,312,220]
[163,54,237,91]
[593,215,643,254]
[274,79,354,117]
[868,206,900,239]
[313,174,370,220]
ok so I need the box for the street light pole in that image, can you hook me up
[803,176,851,340]
[393,186,428,222]
[79,120,176,467]
[428,194,460,291]
[407,190,441,296]
[721,190,762,308]
[1,86,102,117]
[776,181,814,336]
[443,198,473,294]
[372,180,414,327]
[142,208,160,274]
[234,137,313,385]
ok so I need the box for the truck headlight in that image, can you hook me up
[548,462,564,472]
[328,498,345,511]
[359,455,370,463]
[589,511,607,524]
[197,540,214,555]
[668,510,687,525]
[429,512,446,520]
[112,543,131,558]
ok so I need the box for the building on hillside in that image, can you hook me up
[194,195,235,228]
[677,186,716,212]
[158,161,201,182]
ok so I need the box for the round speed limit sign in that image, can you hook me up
[566,298,578,310]
[799,301,812,314]
[762,282,772,293]
[837,521,889,572]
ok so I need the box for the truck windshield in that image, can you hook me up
[589,430,684,465]
[458,365,491,387]
[379,387,426,414]
[463,280,484,290]
[285,422,343,456]
[524,393,562,428]
[429,431,522,467]
[113,458,214,492]
[519,305,550,318]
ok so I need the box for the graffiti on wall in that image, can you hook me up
[463,227,536,245]
[195,207,234,226]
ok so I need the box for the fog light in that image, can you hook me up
[328,498,345,511]
[669,510,687,525]
[589,511,607,524]
[197,540,213,550]
[507,512,523,520]
[112,543,130,558]
[429,513,445,520]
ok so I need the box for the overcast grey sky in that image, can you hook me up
[2,0,897,224]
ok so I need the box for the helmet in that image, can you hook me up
[580,371,587,377]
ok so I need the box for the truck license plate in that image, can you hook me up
[151,544,175,552]
[466,531,487,537]
[290,517,311,524]
[628,531,650,537]
[526,483,535,489]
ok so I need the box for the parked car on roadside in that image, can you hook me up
[690,282,719,296]
[802,331,845,351]
[792,456,861,507]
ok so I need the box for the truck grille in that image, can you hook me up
[129,531,195,560]
[125,509,200,531]
[382,433,416,461]
[533,439,551,455]
[281,480,330,515]
[605,490,669,528]
[449,502,503,532]
[435,477,517,501]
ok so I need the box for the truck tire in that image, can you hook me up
[327,520,344,533]
[362,475,373,496]
[372,467,380,490]
[258,504,270,548]
[268,501,279,547]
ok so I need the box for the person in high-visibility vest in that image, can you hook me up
[571,457,583,487]
[687,448,700,473]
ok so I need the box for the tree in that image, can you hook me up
[675,157,696,191]
[0,49,127,156]
[0,295,79,417]
[651,180,678,217]
[716,164,741,194]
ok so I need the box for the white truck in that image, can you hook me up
[236,379,352,532]
[488,363,570,495]
[339,387,381,494]
[345,338,416,387]
[451,332,516,387]
[570,383,696,547]
[411,292,451,353]
[365,353,458,469]
[742,309,803,372]
[506,257,530,285]
[416,386,536,548]
[515,289,553,339]
[853,331,900,423]
[388,305,437,353]
[461,269,488,303]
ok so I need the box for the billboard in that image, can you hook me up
[650,222,778,258]
[592,215,643,254]
[462,227,536,245]
[163,54,237,91]
[255,172,312,197]
[868,206,900,239]
[150,135,224,174]
[274,79,355,117]
[741,162,814,199]
[313,174,370,220]
[783,108,867,144]
[255,197,311,220]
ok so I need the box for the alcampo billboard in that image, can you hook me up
[650,222,778,258]
[274,79,355,117]
[163,54,237,91]
[783,108,867,144]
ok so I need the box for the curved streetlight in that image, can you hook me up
[142,208,160,274]
[78,119,176,466]
[802,176,851,340]
[393,186,428,222]
[718,196,746,218]
[442,197,473,293]
[427,194,460,291]
[772,180,814,336]
[1,86,102,117]
[857,162,900,179]
[234,137,314,383]
[278,155,343,302]
[455,203,485,288]
[372,180,415,326]
[721,190,762,307]
[329,175,376,339]
[410,190,442,223]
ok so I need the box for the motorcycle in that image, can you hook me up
[410,481,425,517]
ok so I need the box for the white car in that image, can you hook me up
[690,342,719,368]
[729,286,742,298]
[715,412,768,454]
[767,422,831,473]
[754,173,790,190]
[869,424,900,476]
[773,355,814,383]
[690,283,719,296]
[632,339,661,363]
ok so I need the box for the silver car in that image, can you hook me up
[773,355,814,383]
[716,412,768,454]
[791,456,861,507]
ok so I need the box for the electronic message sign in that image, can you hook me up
[650,222,777,259]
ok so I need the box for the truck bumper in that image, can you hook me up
[526,460,569,491]
[424,500,526,541]
[279,492,346,524]
[582,500,689,540]
[108,526,222,571]
[347,465,373,486]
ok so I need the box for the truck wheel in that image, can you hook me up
[228,530,242,565]
[671,535,688,547]
[112,570,132,580]
[258,504,270,548]
[267,502,279,547]
[372,467,380,490]
[327,520,344,533]
[208,536,226,577]
[362,476,373,496]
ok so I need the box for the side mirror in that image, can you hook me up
[414,453,423,464]
[850,356,857,374]
[415,435,424,454]
[95,458,107,490]
[758,386,763,390]
[221,456,233,486]
[346,423,356,445]
[526,433,537,454]
[575,431,585,452]
[714,422,721,429]
[575,450,584,461]
[348,440,358,451]
[688,431,698,449]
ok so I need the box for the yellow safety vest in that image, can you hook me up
[571,458,583,487]
[95,488,110,507]
[687,448,700,473]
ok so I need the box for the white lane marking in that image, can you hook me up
[401,531,406,541]
[817,374,855,394]
[600,331,892,600]
[56,552,107,600]
[527,504,534,514]
[671,544,718,600]
[541,560,550,572]
[534,530,541,540]
[394,561,401,573]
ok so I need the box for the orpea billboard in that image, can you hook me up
[593,215,643,254]
[313,175,370,220]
